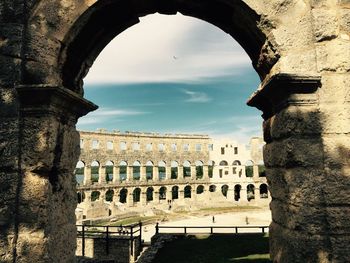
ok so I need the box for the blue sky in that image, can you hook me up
[77,14,263,143]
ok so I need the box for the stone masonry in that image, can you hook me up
[0,0,349,262]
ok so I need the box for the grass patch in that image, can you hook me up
[104,216,160,226]
[152,233,271,263]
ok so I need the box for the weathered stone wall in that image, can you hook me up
[0,0,349,262]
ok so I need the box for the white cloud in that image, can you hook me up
[183,89,212,103]
[77,108,149,127]
[84,13,251,84]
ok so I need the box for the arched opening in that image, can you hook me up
[219,160,228,166]
[119,188,128,203]
[77,192,85,204]
[245,160,254,178]
[260,184,268,199]
[158,161,166,181]
[171,161,178,179]
[91,191,100,202]
[133,161,141,181]
[195,160,204,179]
[184,185,192,199]
[146,187,154,202]
[75,160,85,185]
[247,184,255,201]
[105,160,114,182]
[232,160,241,165]
[234,184,241,201]
[183,161,191,178]
[119,161,127,181]
[159,186,167,200]
[146,161,154,180]
[172,186,179,200]
[105,189,114,202]
[209,185,216,193]
[196,185,204,195]
[133,188,141,203]
[208,160,214,178]
[221,185,229,198]
[91,160,100,183]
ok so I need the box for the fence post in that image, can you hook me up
[131,225,134,256]
[235,227,238,234]
[82,225,85,257]
[139,221,142,244]
[155,223,159,234]
[184,227,187,234]
[106,226,109,255]
[262,227,265,234]
[210,227,213,234]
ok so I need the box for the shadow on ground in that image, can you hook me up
[152,233,271,263]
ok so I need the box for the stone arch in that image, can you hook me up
[146,187,154,202]
[184,185,192,199]
[91,191,100,202]
[209,185,216,193]
[260,184,268,199]
[221,184,229,198]
[105,160,114,182]
[219,160,228,166]
[119,188,128,203]
[146,160,154,180]
[133,188,141,203]
[172,186,179,200]
[158,161,166,180]
[90,160,100,183]
[196,185,204,195]
[159,186,167,200]
[208,160,214,178]
[171,161,179,179]
[75,160,85,185]
[232,160,241,165]
[132,160,141,181]
[105,189,114,202]
[195,160,204,179]
[183,160,191,178]
[56,0,272,93]
[119,160,128,181]
[247,184,255,201]
[234,184,241,201]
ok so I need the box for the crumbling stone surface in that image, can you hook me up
[0,0,350,262]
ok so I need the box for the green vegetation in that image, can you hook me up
[258,165,266,177]
[153,234,271,263]
[104,216,160,226]
[246,166,253,177]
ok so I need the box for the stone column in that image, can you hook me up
[153,166,159,181]
[127,192,134,206]
[248,74,350,262]
[99,165,106,184]
[203,165,209,179]
[140,166,146,181]
[113,166,119,183]
[141,191,147,206]
[165,166,171,180]
[240,186,248,202]
[11,85,97,263]
[84,165,92,185]
[190,165,196,180]
[178,165,183,179]
[127,166,132,182]
[253,165,259,178]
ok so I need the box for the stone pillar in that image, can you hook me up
[203,165,209,179]
[240,186,248,202]
[153,166,159,181]
[248,74,350,262]
[127,193,133,206]
[9,85,97,263]
[113,166,119,183]
[84,165,92,185]
[140,166,146,181]
[190,165,196,180]
[127,166,132,182]
[99,165,106,184]
[165,166,170,180]
[178,165,183,179]
[141,191,147,206]
[253,165,259,178]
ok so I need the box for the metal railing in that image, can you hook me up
[77,222,142,257]
[155,223,268,235]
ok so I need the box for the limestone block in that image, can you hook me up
[263,138,324,168]
[0,55,21,85]
[278,48,318,73]
[316,39,350,72]
[312,9,338,42]
[318,73,350,103]
[319,104,350,134]
[270,105,321,140]
[339,8,350,33]
[0,1,24,23]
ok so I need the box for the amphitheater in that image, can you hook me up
[75,130,269,220]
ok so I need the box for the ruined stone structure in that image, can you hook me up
[1,1,349,262]
[75,131,268,219]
